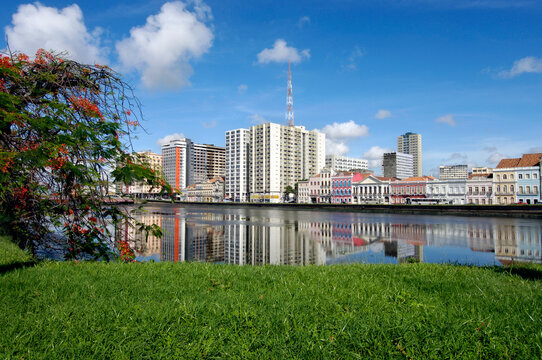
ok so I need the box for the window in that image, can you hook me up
[519,186,524,194]
[497,175,501,181]
[518,174,523,179]
[535,186,539,194]
[503,174,507,180]
[526,186,530,194]
[510,185,514,193]
[503,185,507,193]
[526,174,530,179]
[534,173,538,179]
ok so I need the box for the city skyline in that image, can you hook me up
[1,1,542,175]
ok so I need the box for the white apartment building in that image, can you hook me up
[397,132,422,177]
[440,164,468,180]
[225,128,251,202]
[162,138,191,191]
[382,152,414,180]
[325,155,368,172]
[249,123,325,203]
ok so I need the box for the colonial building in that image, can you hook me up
[493,153,542,205]
[426,179,468,205]
[297,180,310,204]
[352,175,394,204]
[390,176,436,204]
[331,172,367,204]
[466,173,493,205]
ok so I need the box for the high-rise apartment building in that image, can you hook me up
[382,152,414,180]
[225,128,251,202]
[325,155,368,172]
[162,138,191,191]
[439,164,468,180]
[397,132,422,177]
[162,138,224,192]
[248,123,325,202]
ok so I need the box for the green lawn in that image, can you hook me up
[1,239,541,359]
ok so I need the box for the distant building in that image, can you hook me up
[118,150,163,197]
[184,177,225,202]
[382,152,414,180]
[390,176,436,204]
[471,167,493,175]
[397,132,422,177]
[439,164,468,180]
[325,155,368,172]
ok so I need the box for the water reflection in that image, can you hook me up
[119,205,542,266]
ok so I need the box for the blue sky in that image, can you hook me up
[2,0,542,175]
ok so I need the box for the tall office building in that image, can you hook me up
[225,128,251,202]
[382,152,414,179]
[162,138,225,191]
[440,165,468,180]
[397,132,422,177]
[248,123,325,202]
[190,143,225,185]
[326,155,368,172]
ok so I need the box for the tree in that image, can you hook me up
[0,49,172,260]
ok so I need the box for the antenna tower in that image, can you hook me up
[286,60,294,126]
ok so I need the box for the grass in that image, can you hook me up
[1,240,541,359]
[0,235,34,270]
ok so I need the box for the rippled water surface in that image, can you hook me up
[120,204,542,266]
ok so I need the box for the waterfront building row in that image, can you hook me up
[298,153,542,205]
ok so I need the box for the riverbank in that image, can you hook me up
[1,237,541,358]
[146,199,542,218]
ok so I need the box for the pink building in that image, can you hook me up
[331,172,369,204]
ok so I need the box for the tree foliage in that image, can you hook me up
[0,50,172,260]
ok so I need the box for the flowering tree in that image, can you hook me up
[0,50,172,260]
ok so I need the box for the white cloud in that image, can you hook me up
[157,132,186,146]
[363,146,392,170]
[527,147,542,153]
[248,114,266,124]
[435,114,456,126]
[202,120,217,128]
[321,120,369,156]
[375,109,392,119]
[4,3,105,63]
[116,1,213,90]
[237,84,248,94]
[257,39,310,64]
[325,140,350,156]
[298,16,310,28]
[499,56,542,78]
[321,120,369,140]
[344,46,363,70]
[487,153,504,165]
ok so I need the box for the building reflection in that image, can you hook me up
[123,208,542,265]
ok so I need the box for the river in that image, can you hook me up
[119,203,542,266]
